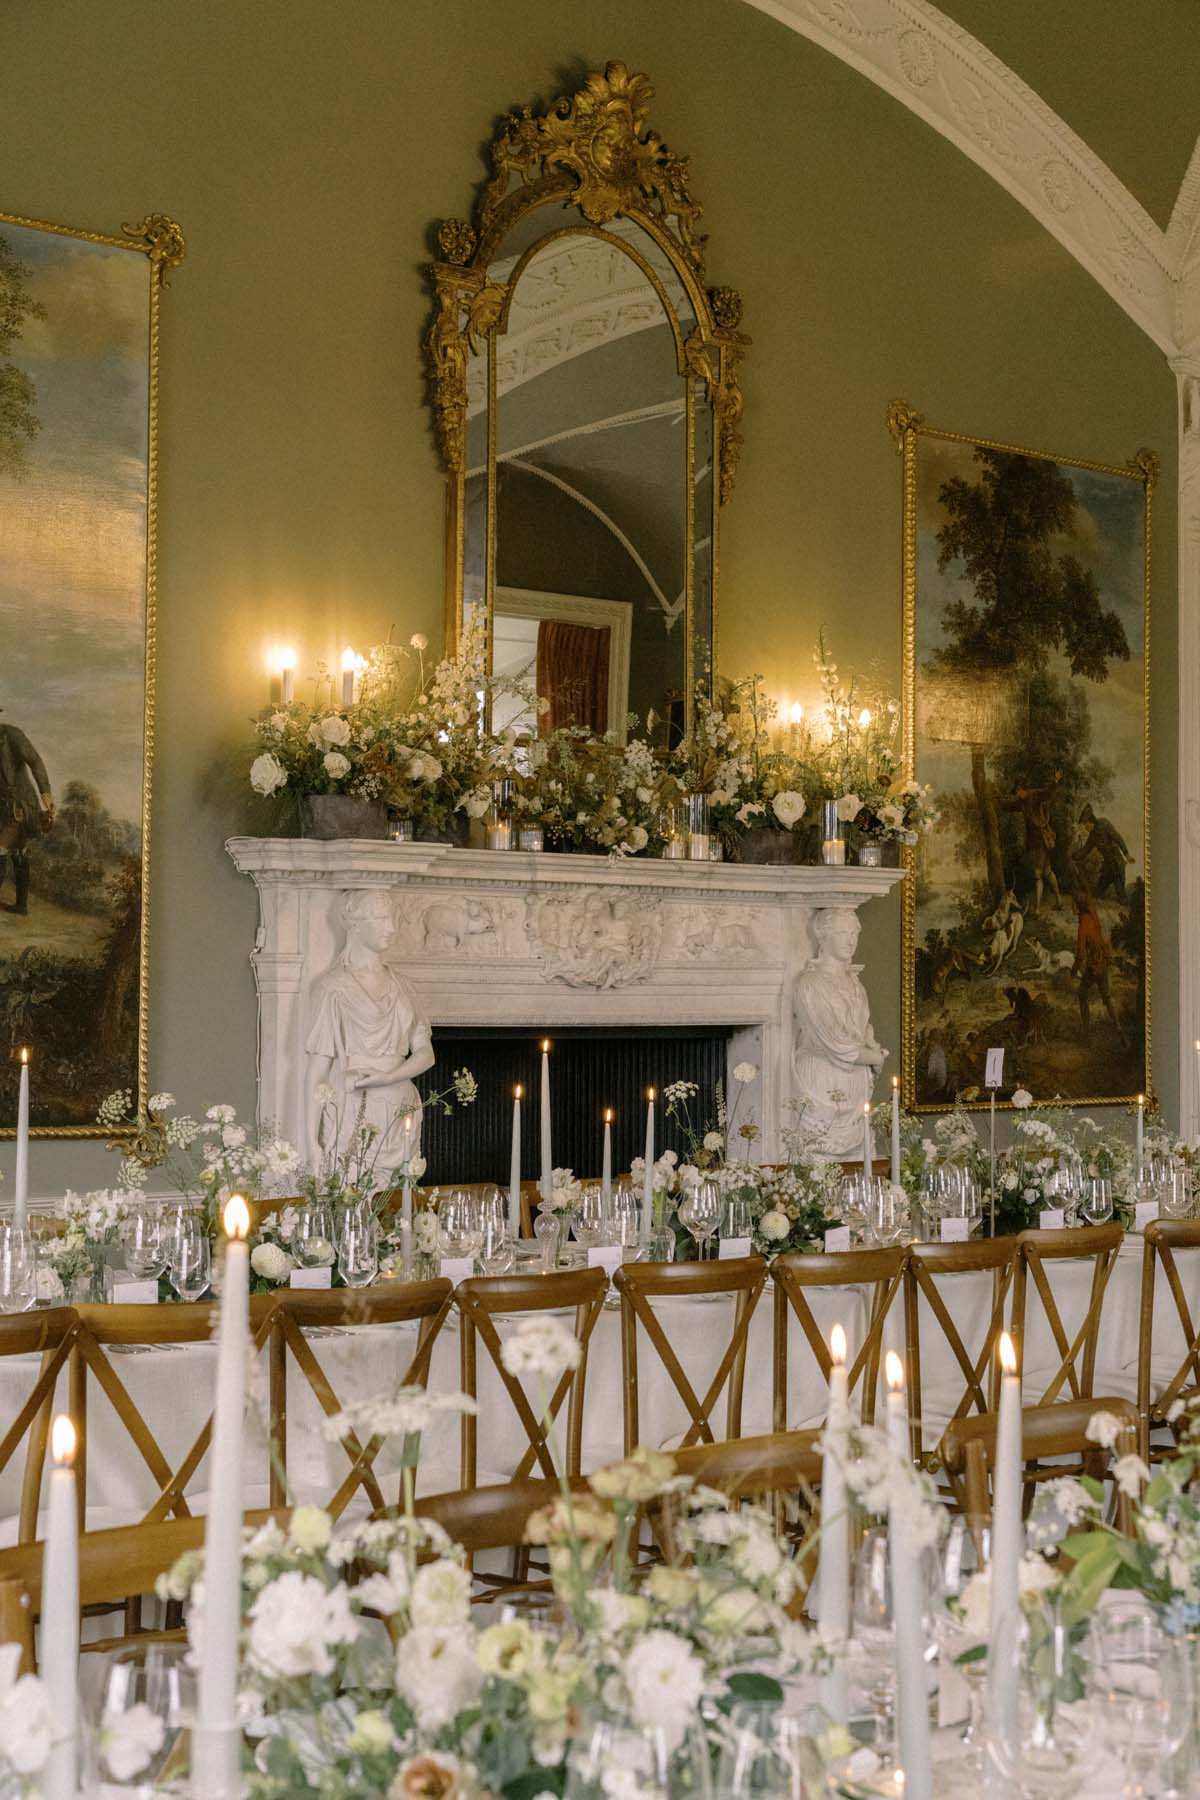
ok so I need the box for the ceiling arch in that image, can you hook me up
[738,0,1191,356]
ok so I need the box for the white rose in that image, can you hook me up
[736,801,766,825]
[624,825,649,852]
[772,790,805,829]
[250,753,287,797]
[251,1243,291,1283]
[733,1062,758,1084]
[1012,1088,1033,1109]
[246,1572,358,1679]
[320,714,351,746]
[760,1209,790,1242]
[394,1624,482,1729]
[323,751,351,779]
[835,792,862,823]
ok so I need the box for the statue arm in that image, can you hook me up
[348,1019,435,1090]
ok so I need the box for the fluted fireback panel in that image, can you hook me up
[415,1027,732,1186]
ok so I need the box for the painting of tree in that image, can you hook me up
[898,415,1153,1109]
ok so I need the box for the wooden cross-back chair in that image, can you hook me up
[267,1278,453,1516]
[904,1236,1020,1474]
[651,1430,823,1587]
[0,1308,80,1548]
[1011,1223,1123,1409]
[1137,1220,1200,1461]
[942,1395,1140,1535]
[455,1268,607,1486]
[69,1298,278,1532]
[614,1255,768,1456]
[772,1247,906,1435]
[0,1506,290,1670]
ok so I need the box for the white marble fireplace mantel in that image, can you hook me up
[226,837,905,1164]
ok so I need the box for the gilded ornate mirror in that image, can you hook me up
[425,61,747,741]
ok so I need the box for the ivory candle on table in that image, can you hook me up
[540,1041,552,1204]
[817,1324,850,1725]
[41,1414,78,1800]
[884,1351,932,1800]
[194,1195,251,1800]
[279,647,296,706]
[862,1101,874,1177]
[641,1088,656,1246]
[602,1109,613,1204]
[340,646,356,708]
[509,1085,523,1237]
[13,1048,29,1231]
[401,1115,414,1226]
[1136,1093,1145,1172]
[890,1075,901,1188]
[988,1331,1022,1767]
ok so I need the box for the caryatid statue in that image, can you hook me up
[306,887,435,1174]
[791,906,886,1158]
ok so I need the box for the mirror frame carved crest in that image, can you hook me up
[424,60,748,684]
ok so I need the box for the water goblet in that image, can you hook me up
[124,1202,166,1281]
[1088,1600,1193,1797]
[714,1701,812,1800]
[1161,1166,1193,1219]
[1081,1176,1113,1226]
[0,1222,36,1313]
[573,1183,606,1251]
[293,1202,335,1270]
[866,1183,906,1247]
[679,1179,722,1259]
[169,1218,210,1302]
[85,1643,197,1798]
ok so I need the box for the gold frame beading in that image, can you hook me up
[0,207,184,1138]
[889,401,1157,1114]
[424,60,747,695]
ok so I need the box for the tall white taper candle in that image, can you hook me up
[602,1109,613,1205]
[890,1075,901,1189]
[988,1331,1022,1775]
[640,1088,655,1246]
[884,1352,932,1800]
[194,1195,251,1800]
[1136,1092,1145,1173]
[401,1115,414,1226]
[817,1324,850,1725]
[13,1048,29,1230]
[279,647,296,707]
[539,1041,552,1204]
[1194,1041,1200,1140]
[862,1100,874,1177]
[41,1415,78,1800]
[509,1085,523,1238]
[340,646,356,708]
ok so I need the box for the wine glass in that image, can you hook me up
[1081,1176,1113,1226]
[85,1643,196,1797]
[123,1203,166,1281]
[565,1720,670,1800]
[293,1203,335,1270]
[851,1527,939,1762]
[1088,1601,1193,1796]
[865,1183,905,1247]
[1161,1165,1193,1219]
[573,1183,606,1250]
[0,1222,36,1313]
[933,1516,992,1770]
[679,1179,722,1258]
[169,1218,210,1301]
[337,1210,378,1288]
[714,1701,813,1799]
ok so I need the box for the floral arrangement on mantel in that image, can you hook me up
[0,1313,949,1800]
[246,623,937,861]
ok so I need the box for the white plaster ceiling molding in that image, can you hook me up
[739,0,1177,353]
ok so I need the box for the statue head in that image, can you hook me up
[339,886,395,954]
[812,906,861,964]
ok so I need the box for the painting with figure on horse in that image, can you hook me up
[0,215,152,1131]
[904,423,1150,1109]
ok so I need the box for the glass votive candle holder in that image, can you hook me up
[388,816,414,843]
[686,793,710,861]
[821,800,845,866]
[518,825,545,852]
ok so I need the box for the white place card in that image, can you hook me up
[1135,1199,1159,1232]
[940,1216,969,1242]
[824,1226,851,1254]
[984,1047,1005,1089]
[439,1256,474,1286]
[290,1266,332,1289]
[938,1658,971,1728]
[587,1246,623,1278]
[1038,1208,1065,1231]
[719,1236,753,1260]
[110,1276,159,1306]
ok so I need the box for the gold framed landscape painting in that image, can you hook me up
[892,404,1155,1111]
[0,208,182,1135]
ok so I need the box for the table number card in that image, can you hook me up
[985,1047,1005,1089]
[719,1237,753,1260]
[290,1266,332,1289]
[940,1217,969,1242]
[440,1256,474,1286]
[1038,1208,1065,1231]
[824,1226,851,1254]
[110,1275,159,1305]
[1134,1199,1159,1232]
[587,1245,623,1279]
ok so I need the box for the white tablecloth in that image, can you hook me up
[1,1235,1196,1530]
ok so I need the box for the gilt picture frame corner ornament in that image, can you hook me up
[892,403,1152,1113]
[0,205,183,1136]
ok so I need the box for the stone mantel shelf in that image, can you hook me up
[227,836,904,1165]
[226,836,905,906]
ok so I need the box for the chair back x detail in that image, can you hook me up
[772,1246,905,1434]
[1011,1222,1122,1407]
[1137,1220,1200,1458]
[903,1235,1018,1470]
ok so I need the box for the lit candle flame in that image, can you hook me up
[404,1115,412,1136]
[541,1039,551,1054]
[279,646,297,672]
[863,1101,871,1116]
[51,1414,76,1467]
[18,1047,28,1066]
[788,701,803,725]
[858,708,872,728]
[223,1194,250,1240]
[1137,1093,1145,1106]
[885,1349,905,1391]
[514,1083,523,1100]
[892,1074,899,1090]
[647,1087,656,1103]
[830,1323,847,1365]
[999,1330,1017,1374]
[341,646,357,673]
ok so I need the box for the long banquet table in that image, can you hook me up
[0,1234,1193,1536]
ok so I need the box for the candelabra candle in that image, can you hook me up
[817,1325,850,1725]
[41,1414,78,1800]
[1136,1092,1145,1173]
[486,823,514,851]
[194,1196,251,1800]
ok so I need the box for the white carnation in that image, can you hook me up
[246,1571,358,1679]
[99,1701,164,1781]
[394,1624,482,1729]
[323,751,351,779]
[703,1131,724,1152]
[410,1559,472,1627]
[410,632,429,651]
[623,1629,705,1752]
[1085,1410,1124,1449]
[250,1243,291,1284]
[1012,1088,1033,1109]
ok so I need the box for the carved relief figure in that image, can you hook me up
[421,898,497,955]
[529,888,663,988]
[792,907,886,1156]
[306,888,435,1171]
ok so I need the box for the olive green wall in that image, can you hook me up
[0,0,1177,1193]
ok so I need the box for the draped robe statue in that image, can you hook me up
[306,888,435,1175]
[791,906,886,1157]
